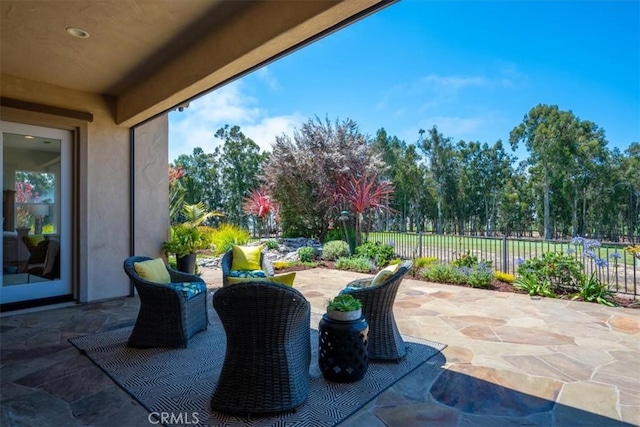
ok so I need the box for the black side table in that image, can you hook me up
[318,313,369,382]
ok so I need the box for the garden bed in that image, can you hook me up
[276,261,640,310]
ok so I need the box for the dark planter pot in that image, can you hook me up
[318,313,369,382]
[176,253,197,274]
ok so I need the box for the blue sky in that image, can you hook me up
[169,0,640,163]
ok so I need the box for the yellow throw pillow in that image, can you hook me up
[269,272,296,286]
[227,272,296,287]
[371,263,399,287]
[134,258,171,284]
[231,245,263,271]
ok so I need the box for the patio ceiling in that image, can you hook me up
[1,0,394,127]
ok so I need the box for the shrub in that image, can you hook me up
[209,223,250,255]
[494,271,516,284]
[354,241,394,267]
[273,260,290,270]
[414,257,438,268]
[298,246,316,262]
[324,226,356,247]
[466,264,493,288]
[421,263,466,284]
[517,252,583,292]
[322,240,350,261]
[411,256,437,275]
[334,256,374,273]
[264,239,279,250]
[197,225,215,247]
[452,250,478,268]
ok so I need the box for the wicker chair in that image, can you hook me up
[341,260,413,362]
[123,256,208,348]
[220,248,274,287]
[211,281,311,415]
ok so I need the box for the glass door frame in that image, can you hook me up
[1,121,72,306]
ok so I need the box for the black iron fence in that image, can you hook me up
[368,231,638,297]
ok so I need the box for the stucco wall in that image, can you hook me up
[134,117,169,259]
[1,74,167,303]
[84,112,131,301]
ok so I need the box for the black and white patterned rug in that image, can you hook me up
[70,313,445,427]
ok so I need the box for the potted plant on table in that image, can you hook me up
[326,294,362,321]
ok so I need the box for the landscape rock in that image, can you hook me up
[197,237,323,269]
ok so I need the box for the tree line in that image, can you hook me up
[170,104,639,243]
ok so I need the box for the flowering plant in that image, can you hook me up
[516,252,583,291]
[625,244,640,259]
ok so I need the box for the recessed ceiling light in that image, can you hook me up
[66,27,90,39]
[24,135,34,139]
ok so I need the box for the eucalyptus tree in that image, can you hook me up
[456,140,515,235]
[419,126,457,234]
[394,144,427,232]
[172,147,222,223]
[372,128,403,230]
[455,141,484,233]
[502,164,535,236]
[215,125,268,229]
[372,128,428,232]
[621,143,640,242]
[510,104,580,240]
[606,143,640,242]
[562,119,609,237]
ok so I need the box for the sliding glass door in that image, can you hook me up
[1,122,72,306]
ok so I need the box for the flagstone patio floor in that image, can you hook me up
[1,267,639,426]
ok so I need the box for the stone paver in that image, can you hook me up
[1,267,638,426]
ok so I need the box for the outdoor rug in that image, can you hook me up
[69,313,446,427]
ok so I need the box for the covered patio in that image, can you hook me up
[2,267,638,426]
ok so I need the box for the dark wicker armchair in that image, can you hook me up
[123,256,208,348]
[211,281,311,415]
[220,248,274,287]
[341,260,413,362]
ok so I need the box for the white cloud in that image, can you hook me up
[254,66,279,90]
[242,114,306,152]
[421,74,489,90]
[168,80,303,161]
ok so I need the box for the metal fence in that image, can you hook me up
[368,232,638,297]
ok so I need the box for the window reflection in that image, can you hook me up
[3,133,61,286]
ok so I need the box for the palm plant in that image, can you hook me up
[181,202,223,227]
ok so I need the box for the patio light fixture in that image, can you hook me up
[66,27,90,39]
